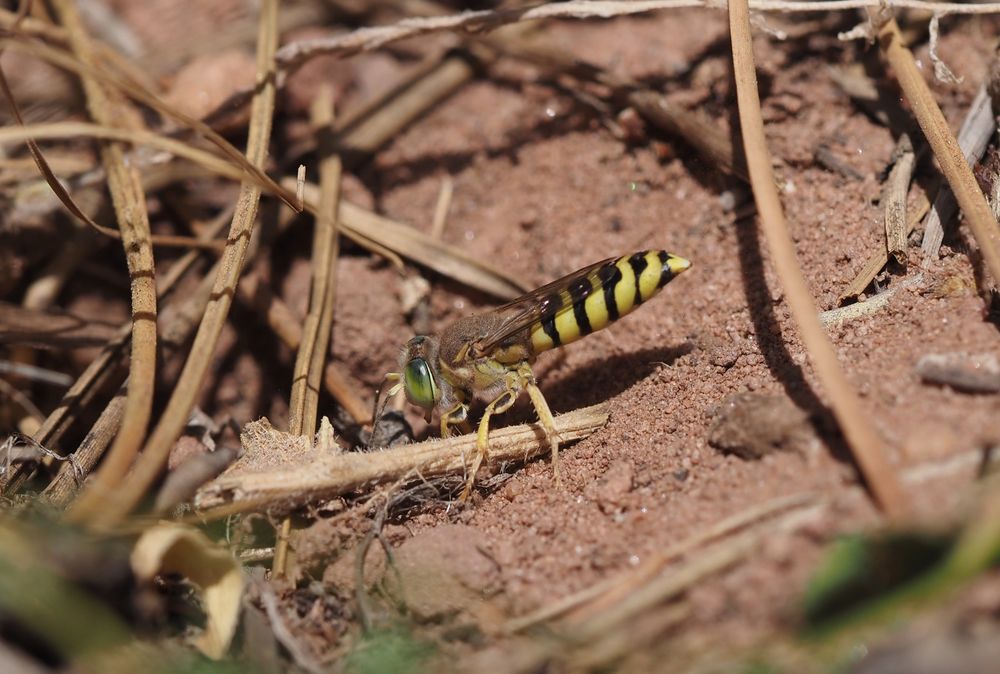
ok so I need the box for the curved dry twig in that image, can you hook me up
[729,0,908,516]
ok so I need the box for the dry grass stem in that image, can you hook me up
[52,0,158,522]
[275,88,343,577]
[0,361,72,387]
[875,15,1000,289]
[569,604,690,671]
[324,366,371,425]
[287,89,343,438]
[0,36,300,211]
[43,207,242,501]
[840,190,930,302]
[274,0,1000,72]
[193,403,609,516]
[915,353,1000,393]
[0,119,511,290]
[883,135,915,264]
[0,302,120,348]
[293,180,527,299]
[42,263,223,503]
[0,119,291,221]
[921,85,995,261]
[730,0,908,516]
[82,0,282,528]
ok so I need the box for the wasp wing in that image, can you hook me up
[469,256,619,358]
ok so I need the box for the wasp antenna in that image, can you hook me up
[369,372,402,449]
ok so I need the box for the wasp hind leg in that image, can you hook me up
[517,362,563,487]
[459,387,518,502]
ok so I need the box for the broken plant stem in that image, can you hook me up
[193,404,609,517]
[883,134,915,265]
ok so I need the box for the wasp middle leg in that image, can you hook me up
[459,386,519,502]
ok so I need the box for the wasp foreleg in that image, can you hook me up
[440,403,471,438]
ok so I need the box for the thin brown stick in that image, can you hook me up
[729,0,908,516]
[53,0,158,521]
[875,15,1000,289]
[823,273,924,326]
[575,505,821,637]
[194,403,609,517]
[323,364,370,425]
[430,176,454,240]
[0,302,120,348]
[0,118,519,297]
[274,87,343,577]
[235,270,372,425]
[290,91,342,437]
[81,0,282,529]
[629,90,748,181]
[569,604,690,671]
[0,377,45,426]
[43,387,127,508]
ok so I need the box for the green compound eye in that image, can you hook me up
[403,357,438,410]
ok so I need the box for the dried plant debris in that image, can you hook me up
[708,392,819,460]
[916,353,1000,394]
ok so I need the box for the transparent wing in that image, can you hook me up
[470,255,619,358]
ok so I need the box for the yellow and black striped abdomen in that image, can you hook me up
[529,250,691,353]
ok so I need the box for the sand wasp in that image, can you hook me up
[376,250,691,500]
